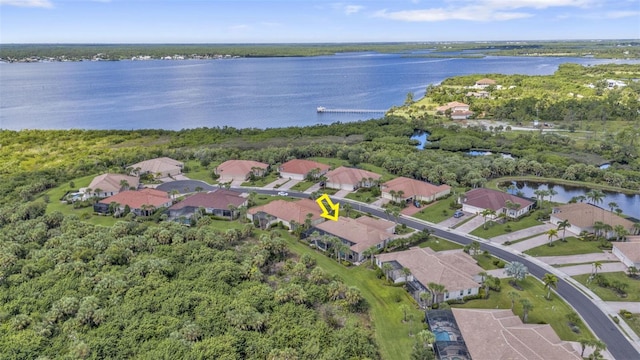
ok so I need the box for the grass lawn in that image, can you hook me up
[252,194,299,207]
[418,237,463,252]
[573,272,640,302]
[242,172,279,187]
[473,254,502,270]
[281,232,425,360]
[524,237,604,257]
[183,159,216,184]
[344,188,379,204]
[470,212,543,239]
[309,157,347,169]
[411,199,455,223]
[622,313,640,337]
[453,277,595,341]
[289,180,316,192]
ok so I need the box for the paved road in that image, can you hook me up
[230,187,640,360]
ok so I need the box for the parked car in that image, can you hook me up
[453,210,464,218]
[277,191,288,196]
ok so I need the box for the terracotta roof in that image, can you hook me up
[88,173,139,193]
[248,198,322,224]
[382,177,450,198]
[451,308,581,360]
[168,189,246,211]
[613,242,640,263]
[475,78,497,85]
[552,203,635,230]
[216,160,269,177]
[129,157,183,174]
[99,188,170,210]
[325,166,381,186]
[436,101,470,112]
[376,247,481,292]
[279,159,330,176]
[463,188,534,211]
[316,217,395,253]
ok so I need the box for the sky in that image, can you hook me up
[1,0,639,43]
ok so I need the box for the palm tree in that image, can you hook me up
[608,201,618,213]
[593,221,606,239]
[592,261,602,275]
[341,203,353,218]
[613,224,628,242]
[381,263,393,281]
[470,240,481,256]
[480,208,496,230]
[389,190,397,202]
[520,298,533,323]
[402,267,411,282]
[633,222,640,236]
[547,188,557,203]
[542,273,558,300]
[545,228,559,246]
[362,246,377,266]
[427,282,446,304]
[507,291,520,310]
[119,179,130,191]
[586,189,605,207]
[557,219,571,242]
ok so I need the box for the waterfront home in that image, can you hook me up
[435,101,474,120]
[167,189,247,220]
[550,203,635,238]
[426,309,582,360]
[94,188,171,216]
[324,166,381,191]
[612,236,640,268]
[83,173,139,199]
[375,247,482,306]
[473,78,497,88]
[381,176,451,203]
[129,157,184,178]
[310,216,395,262]
[460,188,534,219]
[247,198,324,230]
[215,160,269,182]
[278,159,330,181]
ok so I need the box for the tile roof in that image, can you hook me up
[248,198,323,224]
[325,166,381,186]
[88,173,139,193]
[475,78,497,85]
[99,188,170,210]
[278,159,330,176]
[436,101,470,112]
[552,203,635,230]
[382,177,450,198]
[463,188,534,211]
[168,189,246,211]
[451,308,581,360]
[376,247,481,292]
[316,217,395,253]
[216,160,269,178]
[129,157,183,174]
[613,242,640,263]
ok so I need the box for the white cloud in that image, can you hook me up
[0,0,53,8]
[344,5,363,15]
[374,0,600,22]
[605,10,640,19]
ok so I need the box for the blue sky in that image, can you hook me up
[1,0,639,43]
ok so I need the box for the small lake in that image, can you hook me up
[504,181,640,220]
[410,132,430,149]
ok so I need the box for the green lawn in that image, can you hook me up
[622,313,640,337]
[411,199,455,223]
[241,172,279,187]
[289,180,316,192]
[252,194,298,207]
[344,188,379,204]
[470,212,544,239]
[473,254,502,270]
[418,237,463,252]
[524,237,605,257]
[281,232,425,360]
[453,277,595,341]
[183,159,217,184]
[573,272,640,302]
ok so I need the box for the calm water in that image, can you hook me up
[506,181,640,220]
[0,52,627,130]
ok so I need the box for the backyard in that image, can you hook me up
[573,272,640,302]
[183,159,217,183]
[524,237,605,257]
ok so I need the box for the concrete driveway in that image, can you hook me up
[437,212,473,228]
[454,215,485,234]
[605,301,640,313]
[559,262,628,276]
[491,223,554,244]
[510,234,552,252]
[278,179,301,190]
[333,189,351,198]
[537,252,618,266]
[264,178,289,189]
[304,183,322,194]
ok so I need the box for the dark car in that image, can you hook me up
[453,210,464,218]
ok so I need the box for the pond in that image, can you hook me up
[410,132,430,149]
[503,181,640,220]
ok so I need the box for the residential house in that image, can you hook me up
[167,189,247,220]
[311,216,396,262]
[84,173,139,199]
[613,236,640,268]
[215,160,269,182]
[247,198,324,230]
[129,157,184,178]
[426,309,582,360]
[324,166,382,191]
[94,188,171,216]
[375,247,482,305]
[381,177,451,203]
[550,203,635,238]
[473,78,497,89]
[461,188,535,219]
[435,101,474,120]
[278,159,330,181]
[465,91,490,98]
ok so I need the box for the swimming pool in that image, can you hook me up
[434,330,451,341]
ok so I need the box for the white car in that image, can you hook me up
[277,191,288,196]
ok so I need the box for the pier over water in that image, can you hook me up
[316,106,386,114]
